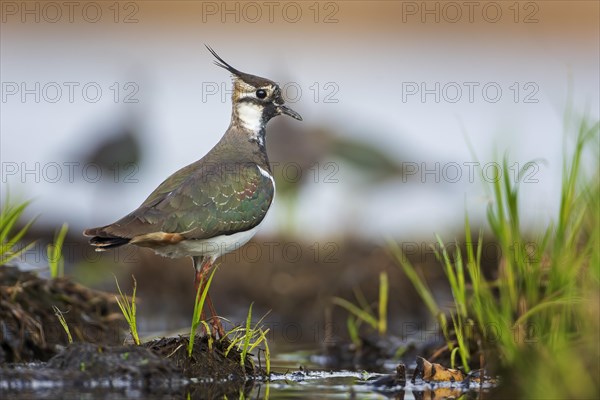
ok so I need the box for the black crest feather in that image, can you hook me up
[205,44,242,76]
[205,45,275,88]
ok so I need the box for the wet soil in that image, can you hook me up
[0,337,256,399]
[0,266,260,397]
[0,265,124,363]
[0,342,183,391]
[319,330,465,373]
[320,334,406,371]
[144,335,257,379]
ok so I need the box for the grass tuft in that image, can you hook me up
[114,274,140,345]
[240,302,254,368]
[224,305,271,375]
[388,115,599,397]
[332,271,390,339]
[0,196,37,266]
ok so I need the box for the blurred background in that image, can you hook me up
[1,1,598,348]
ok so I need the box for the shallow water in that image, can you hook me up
[3,369,489,399]
[254,350,490,399]
[1,348,491,399]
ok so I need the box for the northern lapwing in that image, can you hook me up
[84,46,302,336]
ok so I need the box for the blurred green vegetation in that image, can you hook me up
[389,114,599,398]
[0,196,36,266]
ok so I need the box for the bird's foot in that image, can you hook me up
[210,316,225,339]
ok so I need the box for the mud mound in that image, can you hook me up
[0,338,257,398]
[47,343,179,379]
[0,343,183,398]
[0,266,125,362]
[144,335,257,380]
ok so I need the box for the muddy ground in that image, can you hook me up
[0,266,261,394]
[0,263,495,398]
[5,233,502,372]
[0,337,257,398]
[0,265,124,362]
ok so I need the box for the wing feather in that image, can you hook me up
[88,161,274,241]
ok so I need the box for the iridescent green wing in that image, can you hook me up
[112,161,274,239]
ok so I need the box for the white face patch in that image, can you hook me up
[236,102,264,140]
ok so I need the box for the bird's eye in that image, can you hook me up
[256,89,267,99]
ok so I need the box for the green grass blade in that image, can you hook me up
[261,329,271,375]
[332,297,378,329]
[387,240,440,316]
[53,306,73,344]
[248,328,270,353]
[378,271,388,336]
[240,302,254,368]
[188,266,218,357]
[48,223,68,278]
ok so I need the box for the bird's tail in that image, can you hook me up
[83,227,130,251]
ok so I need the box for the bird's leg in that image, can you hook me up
[193,257,211,335]
[192,256,224,338]
[206,293,225,338]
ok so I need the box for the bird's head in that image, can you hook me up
[206,46,302,136]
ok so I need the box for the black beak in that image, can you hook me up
[278,104,302,121]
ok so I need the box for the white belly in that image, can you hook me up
[153,225,260,259]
